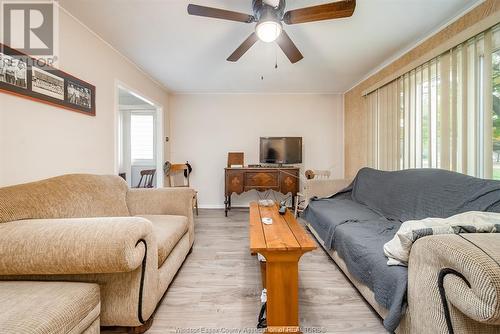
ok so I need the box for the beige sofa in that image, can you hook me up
[304,179,500,334]
[0,281,101,334]
[0,174,195,331]
[302,178,351,205]
[295,179,351,217]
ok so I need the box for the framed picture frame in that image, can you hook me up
[0,43,96,116]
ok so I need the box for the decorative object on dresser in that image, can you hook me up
[249,202,316,333]
[224,167,299,216]
[227,152,244,168]
[0,43,96,116]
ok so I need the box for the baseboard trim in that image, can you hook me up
[198,204,250,209]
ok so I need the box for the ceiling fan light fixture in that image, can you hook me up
[255,20,282,43]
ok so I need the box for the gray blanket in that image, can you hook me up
[303,168,500,332]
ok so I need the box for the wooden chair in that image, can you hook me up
[294,169,331,217]
[136,169,156,188]
[166,163,199,216]
[227,152,244,168]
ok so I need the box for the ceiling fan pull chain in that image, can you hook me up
[275,44,278,70]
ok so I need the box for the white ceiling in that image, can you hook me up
[118,88,156,108]
[59,0,481,93]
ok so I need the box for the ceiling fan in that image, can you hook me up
[187,0,356,64]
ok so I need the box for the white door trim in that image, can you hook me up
[114,80,164,188]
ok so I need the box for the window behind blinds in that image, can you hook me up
[366,80,400,170]
[366,24,500,179]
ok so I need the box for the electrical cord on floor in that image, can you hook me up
[257,302,267,329]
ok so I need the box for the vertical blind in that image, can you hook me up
[366,24,500,179]
[366,80,399,170]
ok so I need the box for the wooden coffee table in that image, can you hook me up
[249,202,317,333]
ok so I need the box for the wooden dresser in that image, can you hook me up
[224,167,299,216]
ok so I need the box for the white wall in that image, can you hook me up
[0,6,169,187]
[169,94,344,208]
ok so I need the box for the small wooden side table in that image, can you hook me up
[249,202,317,333]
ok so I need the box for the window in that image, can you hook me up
[131,113,155,163]
[366,24,500,180]
[493,49,500,179]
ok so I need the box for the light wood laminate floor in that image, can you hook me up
[106,209,387,334]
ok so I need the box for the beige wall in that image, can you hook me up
[169,93,344,208]
[344,0,500,178]
[0,6,169,187]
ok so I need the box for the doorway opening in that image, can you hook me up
[117,86,163,188]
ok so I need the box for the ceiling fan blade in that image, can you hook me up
[283,0,356,25]
[187,4,255,23]
[276,31,303,64]
[227,32,259,62]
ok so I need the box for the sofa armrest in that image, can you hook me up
[126,188,195,245]
[0,217,153,276]
[303,179,351,204]
[408,234,500,332]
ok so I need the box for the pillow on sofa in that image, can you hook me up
[383,211,500,266]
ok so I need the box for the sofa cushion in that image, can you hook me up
[0,174,130,223]
[138,215,188,267]
[333,219,408,332]
[304,198,383,249]
[0,281,100,334]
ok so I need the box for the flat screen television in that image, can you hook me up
[260,137,302,164]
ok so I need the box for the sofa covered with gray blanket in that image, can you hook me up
[303,168,500,333]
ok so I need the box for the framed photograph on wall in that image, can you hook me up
[32,67,65,100]
[0,43,96,116]
[67,81,92,109]
[0,53,28,89]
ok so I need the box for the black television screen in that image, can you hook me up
[260,137,302,164]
